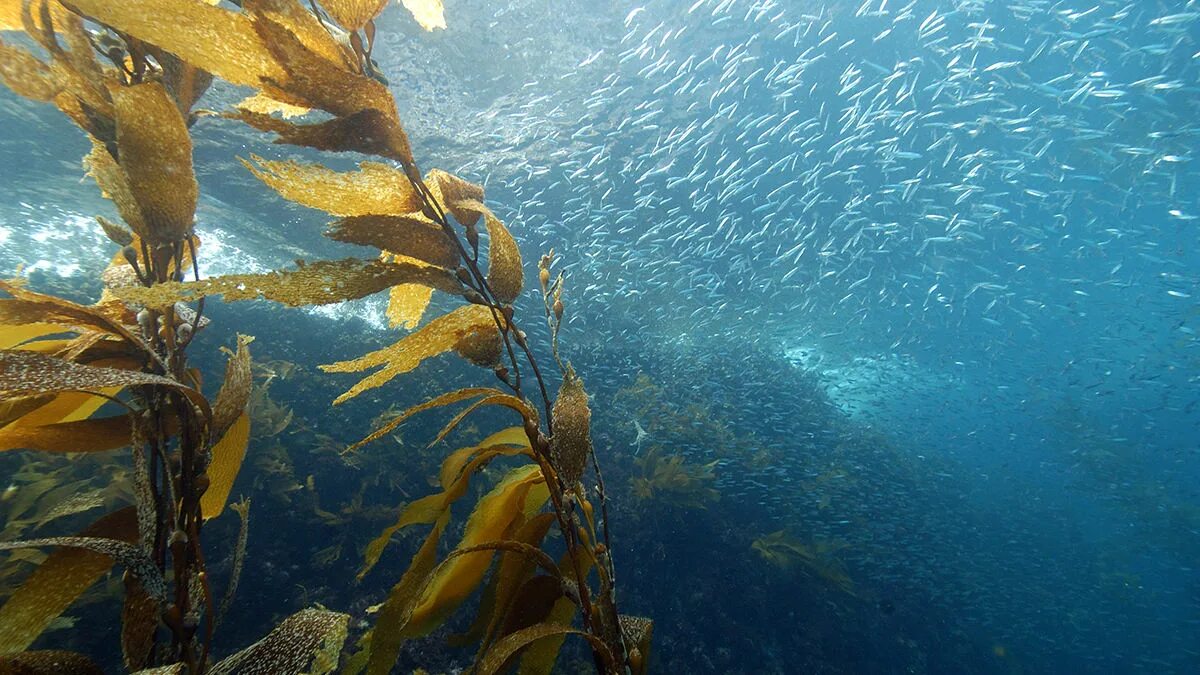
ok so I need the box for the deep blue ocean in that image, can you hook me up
[1,0,1198,673]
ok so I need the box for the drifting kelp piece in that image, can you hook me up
[0,507,136,654]
[386,283,433,330]
[201,412,250,519]
[325,214,459,269]
[110,81,198,244]
[478,623,612,675]
[0,39,59,101]
[216,498,251,627]
[212,334,254,437]
[0,650,104,674]
[116,258,460,310]
[65,0,285,90]
[550,367,593,486]
[321,304,499,405]
[243,156,422,217]
[0,349,210,420]
[208,607,349,675]
[0,414,131,453]
[320,0,388,31]
[401,0,447,31]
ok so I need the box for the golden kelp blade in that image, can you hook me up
[363,511,450,675]
[482,211,523,305]
[321,304,498,405]
[406,465,548,636]
[478,623,612,675]
[0,507,136,654]
[0,280,141,348]
[0,349,210,420]
[438,426,530,489]
[235,92,310,118]
[200,411,250,519]
[359,437,532,580]
[243,155,422,216]
[0,39,59,101]
[0,323,62,349]
[208,608,349,675]
[110,81,198,244]
[386,283,433,330]
[344,386,525,453]
[14,389,116,427]
[84,136,151,241]
[326,214,459,269]
[0,0,73,33]
[425,169,485,227]
[319,0,388,31]
[115,258,461,310]
[0,414,131,453]
[64,0,284,90]
[401,0,446,31]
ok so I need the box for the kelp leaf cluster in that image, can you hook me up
[1,0,645,672]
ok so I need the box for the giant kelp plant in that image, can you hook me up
[0,0,647,673]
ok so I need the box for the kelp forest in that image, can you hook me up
[0,0,652,672]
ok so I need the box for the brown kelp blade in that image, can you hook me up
[208,607,348,675]
[0,507,137,653]
[115,258,461,310]
[321,305,500,405]
[0,349,210,421]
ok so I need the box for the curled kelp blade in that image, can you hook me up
[208,607,348,675]
[115,258,461,310]
[478,623,614,675]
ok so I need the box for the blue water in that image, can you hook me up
[1,0,1198,672]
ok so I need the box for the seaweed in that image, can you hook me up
[0,0,645,672]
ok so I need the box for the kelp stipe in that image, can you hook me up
[0,0,647,673]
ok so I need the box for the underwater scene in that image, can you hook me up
[0,0,1197,673]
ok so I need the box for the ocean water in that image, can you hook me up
[1,0,1198,673]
